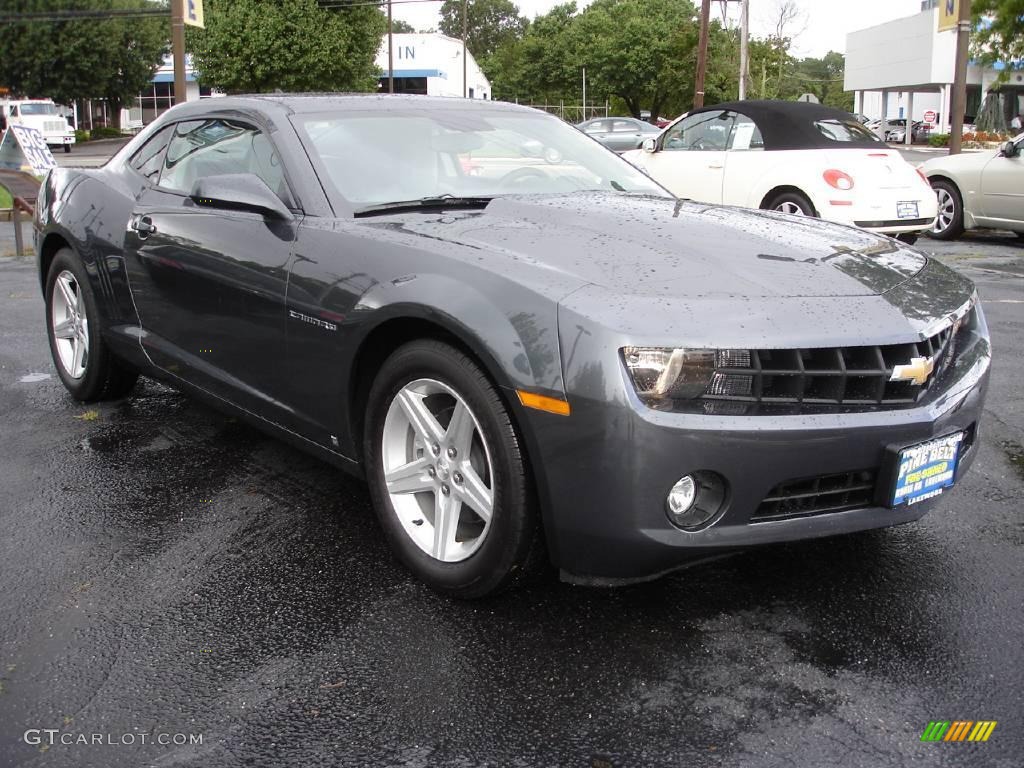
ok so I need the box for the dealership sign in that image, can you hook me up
[0,125,58,174]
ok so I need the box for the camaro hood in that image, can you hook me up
[379,192,925,299]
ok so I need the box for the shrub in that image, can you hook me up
[90,126,124,139]
[74,129,90,143]
[962,132,976,142]
[929,133,950,147]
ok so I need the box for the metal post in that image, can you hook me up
[694,0,711,108]
[949,0,971,154]
[462,0,468,98]
[738,0,749,100]
[387,0,394,93]
[12,208,24,259]
[905,92,915,145]
[171,0,187,105]
[582,67,586,117]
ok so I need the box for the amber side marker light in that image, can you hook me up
[517,390,571,416]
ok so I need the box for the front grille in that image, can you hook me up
[703,322,962,411]
[44,120,65,133]
[753,469,878,522]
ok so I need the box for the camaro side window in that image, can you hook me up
[128,125,176,182]
[157,119,286,199]
[663,111,733,151]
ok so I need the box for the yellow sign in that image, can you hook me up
[183,0,204,28]
[937,0,959,32]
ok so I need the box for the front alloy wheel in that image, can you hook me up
[381,378,494,562]
[365,340,542,597]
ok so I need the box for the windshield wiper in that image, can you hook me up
[353,194,495,217]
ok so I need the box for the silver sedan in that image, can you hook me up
[576,117,662,153]
[921,133,1024,240]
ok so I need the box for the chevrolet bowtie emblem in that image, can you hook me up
[890,355,935,386]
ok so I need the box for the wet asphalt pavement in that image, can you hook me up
[0,233,1022,768]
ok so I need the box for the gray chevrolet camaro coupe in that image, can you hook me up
[34,94,990,597]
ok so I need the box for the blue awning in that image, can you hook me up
[378,69,445,79]
[152,72,197,83]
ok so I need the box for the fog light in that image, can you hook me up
[667,476,697,516]
[665,471,728,531]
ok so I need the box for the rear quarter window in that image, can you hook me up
[814,119,884,144]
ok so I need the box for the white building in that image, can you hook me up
[376,33,491,99]
[844,0,1024,133]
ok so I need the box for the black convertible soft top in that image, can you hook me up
[691,100,885,151]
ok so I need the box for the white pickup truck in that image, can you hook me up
[1,99,76,153]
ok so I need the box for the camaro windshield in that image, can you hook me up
[296,109,668,208]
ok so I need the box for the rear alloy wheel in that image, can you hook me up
[929,180,965,240]
[45,248,138,401]
[766,191,817,217]
[365,340,542,597]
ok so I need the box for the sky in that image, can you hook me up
[392,0,930,58]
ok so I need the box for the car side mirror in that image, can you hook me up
[641,138,657,153]
[189,173,293,220]
[998,140,1018,158]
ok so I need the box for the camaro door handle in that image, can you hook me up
[131,215,157,238]
[708,164,724,170]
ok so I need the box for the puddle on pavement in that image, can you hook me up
[1002,440,1024,481]
[18,372,51,383]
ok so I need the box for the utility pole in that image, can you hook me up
[949,0,971,154]
[387,0,394,93]
[582,67,587,119]
[462,0,468,98]
[171,0,186,105]
[694,0,712,108]
[738,0,749,100]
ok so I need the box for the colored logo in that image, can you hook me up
[890,355,935,386]
[920,720,997,742]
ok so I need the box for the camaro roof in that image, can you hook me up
[691,99,882,150]
[209,93,534,115]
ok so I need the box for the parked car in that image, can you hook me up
[576,116,662,152]
[884,119,930,144]
[623,100,938,241]
[35,95,989,596]
[921,132,1024,240]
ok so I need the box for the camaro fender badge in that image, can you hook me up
[288,309,337,332]
[890,355,935,386]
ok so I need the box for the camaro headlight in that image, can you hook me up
[622,347,717,400]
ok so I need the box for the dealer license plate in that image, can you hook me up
[890,432,965,506]
[897,201,919,219]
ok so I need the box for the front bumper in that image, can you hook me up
[522,320,990,584]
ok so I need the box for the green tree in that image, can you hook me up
[0,0,168,128]
[566,0,701,119]
[439,0,527,61]
[390,18,416,34]
[188,0,386,93]
[971,0,1024,80]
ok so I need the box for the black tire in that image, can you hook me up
[45,248,139,401]
[364,340,543,598]
[63,144,71,154]
[928,179,965,240]
[765,190,817,217]
[895,233,919,245]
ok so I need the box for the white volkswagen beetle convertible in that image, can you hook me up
[624,100,938,242]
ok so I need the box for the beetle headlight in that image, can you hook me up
[622,347,716,400]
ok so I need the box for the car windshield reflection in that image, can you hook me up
[296,109,668,208]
